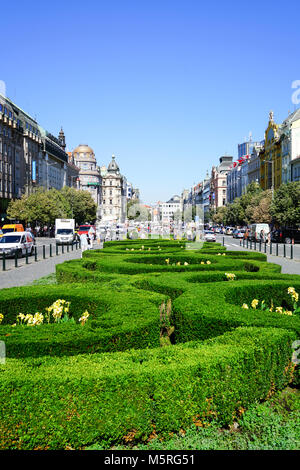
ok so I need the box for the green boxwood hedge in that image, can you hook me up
[0,238,299,449]
[0,284,166,358]
[0,327,296,449]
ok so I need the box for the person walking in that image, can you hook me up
[80,232,89,257]
[88,226,95,249]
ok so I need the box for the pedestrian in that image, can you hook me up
[260,229,265,243]
[80,232,89,257]
[88,226,95,249]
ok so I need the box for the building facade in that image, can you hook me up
[72,144,101,206]
[100,155,127,223]
[260,111,282,191]
[210,156,233,212]
[0,93,42,216]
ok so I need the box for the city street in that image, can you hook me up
[216,234,300,275]
[0,238,102,288]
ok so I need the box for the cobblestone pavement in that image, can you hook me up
[216,235,300,275]
[0,242,102,289]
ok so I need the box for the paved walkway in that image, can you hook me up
[0,243,103,289]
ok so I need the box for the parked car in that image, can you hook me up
[0,232,34,258]
[204,230,216,242]
[235,229,246,239]
[232,229,239,238]
[77,224,94,237]
[270,227,300,244]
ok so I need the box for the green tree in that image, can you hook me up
[6,187,97,226]
[61,187,97,224]
[270,182,300,226]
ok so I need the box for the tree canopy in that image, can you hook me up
[7,187,97,226]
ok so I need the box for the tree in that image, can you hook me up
[61,187,97,224]
[251,190,272,223]
[270,182,300,227]
[6,187,97,226]
[212,206,227,225]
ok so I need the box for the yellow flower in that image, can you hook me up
[242,304,249,309]
[275,307,283,314]
[184,262,189,266]
[201,261,204,265]
[251,299,259,309]
[165,258,170,265]
[0,313,4,324]
[284,311,293,316]
[206,260,211,265]
[79,311,90,325]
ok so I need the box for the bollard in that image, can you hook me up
[270,243,272,255]
[2,252,6,271]
[291,244,293,260]
[67,243,69,253]
[35,246,38,262]
[276,243,278,257]
[43,245,46,259]
[222,237,224,246]
[250,240,252,250]
[75,240,78,250]
[25,248,29,264]
[15,250,18,268]
[62,244,64,254]
[247,239,249,249]
[284,244,286,258]
[71,242,74,252]
[50,244,52,257]
[254,240,256,251]
[264,242,267,253]
[56,244,59,256]
[259,240,261,252]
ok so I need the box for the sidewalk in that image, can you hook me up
[0,243,103,289]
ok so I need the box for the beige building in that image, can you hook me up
[100,155,127,223]
[72,144,101,206]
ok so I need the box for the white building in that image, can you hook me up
[158,195,181,224]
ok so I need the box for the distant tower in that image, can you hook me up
[58,127,66,151]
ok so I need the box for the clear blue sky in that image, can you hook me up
[2,0,300,203]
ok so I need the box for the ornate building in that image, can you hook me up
[260,111,282,191]
[72,144,101,206]
[100,155,127,223]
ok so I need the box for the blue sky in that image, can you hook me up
[2,0,300,203]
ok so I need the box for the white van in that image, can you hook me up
[249,224,270,241]
[55,219,75,245]
[0,232,34,258]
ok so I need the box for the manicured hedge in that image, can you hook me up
[0,237,299,449]
[0,327,296,449]
[172,279,300,343]
[0,284,166,358]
